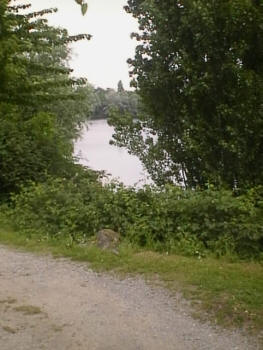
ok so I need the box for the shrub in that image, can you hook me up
[7,173,263,258]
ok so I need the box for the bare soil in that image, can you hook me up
[0,245,260,350]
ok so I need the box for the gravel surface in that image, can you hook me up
[0,245,260,350]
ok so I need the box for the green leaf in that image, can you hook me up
[81,3,88,15]
[75,0,83,5]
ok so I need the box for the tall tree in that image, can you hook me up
[117,80,125,93]
[110,0,263,189]
[90,86,139,119]
[0,1,92,197]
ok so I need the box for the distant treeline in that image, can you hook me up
[90,81,139,119]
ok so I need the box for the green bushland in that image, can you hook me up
[2,170,263,260]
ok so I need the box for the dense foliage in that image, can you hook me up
[110,0,263,189]
[0,1,92,198]
[5,175,263,259]
[90,84,139,119]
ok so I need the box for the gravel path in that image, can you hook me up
[0,245,259,350]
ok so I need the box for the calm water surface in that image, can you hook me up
[74,119,151,186]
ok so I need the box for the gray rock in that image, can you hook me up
[96,229,120,251]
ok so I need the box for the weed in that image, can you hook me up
[2,325,17,334]
[51,324,64,332]
[14,305,42,315]
[0,298,17,305]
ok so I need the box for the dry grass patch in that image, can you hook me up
[2,325,17,334]
[0,297,17,305]
[14,305,42,315]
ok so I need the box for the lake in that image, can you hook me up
[74,119,151,186]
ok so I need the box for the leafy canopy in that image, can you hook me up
[110,0,263,189]
[0,1,92,197]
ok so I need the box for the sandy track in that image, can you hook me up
[0,246,259,350]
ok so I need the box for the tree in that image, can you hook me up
[117,80,125,93]
[90,86,139,119]
[1,2,91,110]
[0,1,92,198]
[110,0,263,189]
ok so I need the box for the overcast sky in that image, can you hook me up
[27,0,139,90]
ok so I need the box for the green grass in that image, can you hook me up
[0,226,262,339]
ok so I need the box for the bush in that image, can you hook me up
[6,173,263,259]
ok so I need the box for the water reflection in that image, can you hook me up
[74,119,151,186]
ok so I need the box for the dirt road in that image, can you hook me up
[0,245,259,350]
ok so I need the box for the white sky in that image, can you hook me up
[27,0,139,90]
